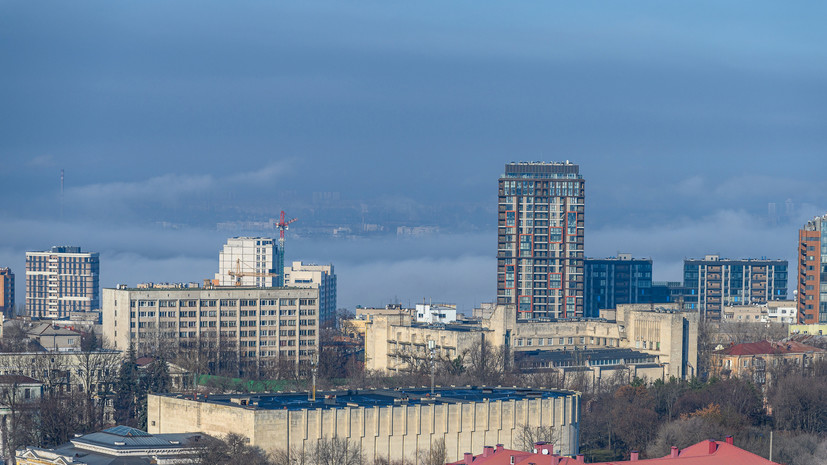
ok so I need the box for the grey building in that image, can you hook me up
[497,162,585,318]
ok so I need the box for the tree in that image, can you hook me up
[311,437,364,465]
[515,424,561,452]
[417,438,446,465]
[0,376,39,460]
[193,432,273,465]
[114,345,139,426]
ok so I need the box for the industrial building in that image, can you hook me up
[148,386,580,463]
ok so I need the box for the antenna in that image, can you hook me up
[60,169,64,220]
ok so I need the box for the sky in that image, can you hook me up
[1,1,826,311]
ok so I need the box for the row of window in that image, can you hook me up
[132,298,316,308]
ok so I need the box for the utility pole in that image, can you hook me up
[310,351,318,402]
[428,339,435,395]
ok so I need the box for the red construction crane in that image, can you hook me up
[275,210,298,246]
[275,211,298,286]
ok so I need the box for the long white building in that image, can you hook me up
[215,237,280,287]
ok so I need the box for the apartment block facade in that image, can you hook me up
[102,286,320,375]
[283,261,337,327]
[798,213,827,323]
[683,255,788,320]
[215,237,280,287]
[497,162,585,318]
[0,268,13,316]
[584,254,653,318]
[26,246,100,318]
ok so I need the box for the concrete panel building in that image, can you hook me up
[148,387,581,463]
[497,162,585,319]
[682,255,788,321]
[102,286,320,376]
[0,268,13,316]
[26,246,99,318]
[216,237,280,287]
[283,261,337,327]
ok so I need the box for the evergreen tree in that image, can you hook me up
[114,344,138,426]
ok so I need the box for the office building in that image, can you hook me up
[497,162,585,318]
[102,286,320,376]
[149,387,581,463]
[215,237,280,287]
[683,255,788,320]
[0,268,13,316]
[798,213,827,323]
[584,254,652,318]
[283,261,337,326]
[26,246,100,319]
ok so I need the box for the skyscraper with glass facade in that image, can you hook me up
[584,254,653,318]
[497,162,585,319]
[798,213,827,323]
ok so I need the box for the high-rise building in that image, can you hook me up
[584,254,653,318]
[283,261,337,327]
[215,237,280,287]
[0,268,14,316]
[26,246,99,318]
[798,213,827,323]
[497,162,585,318]
[101,285,320,376]
[683,255,788,320]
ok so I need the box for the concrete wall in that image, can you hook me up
[149,392,580,463]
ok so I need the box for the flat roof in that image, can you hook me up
[162,387,575,411]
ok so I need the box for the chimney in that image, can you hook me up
[725,436,734,445]
[576,454,585,463]
[483,446,494,457]
[670,446,679,458]
[708,440,717,454]
[630,451,639,461]
[464,453,474,465]
[533,442,554,455]
[496,444,504,453]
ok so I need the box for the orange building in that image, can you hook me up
[797,214,827,323]
[710,340,826,387]
[0,268,13,316]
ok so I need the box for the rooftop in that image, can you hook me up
[448,438,779,465]
[715,340,824,356]
[164,387,575,411]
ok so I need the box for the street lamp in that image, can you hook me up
[428,340,435,395]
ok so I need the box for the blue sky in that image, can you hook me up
[1,1,825,310]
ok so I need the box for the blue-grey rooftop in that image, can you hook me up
[166,387,575,411]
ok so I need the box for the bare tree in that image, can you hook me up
[193,432,273,465]
[515,424,562,452]
[417,437,447,465]
[312,437,365,465]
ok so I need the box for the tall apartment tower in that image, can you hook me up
[0,268,14,316]
[283,261,337,327]
[683,255,788,320]
[584,254,653,318]
[497,162,585,318]
[798,213,827,323]
[26,246,100,318]
[215,237,281,287]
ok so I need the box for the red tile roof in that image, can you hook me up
[447,439,780,465]
[716,340,824,356]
